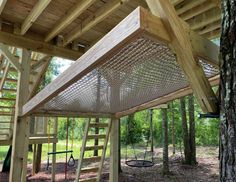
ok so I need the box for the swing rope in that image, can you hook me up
[125,110,154,168]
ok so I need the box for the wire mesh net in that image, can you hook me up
[39,36,219,114]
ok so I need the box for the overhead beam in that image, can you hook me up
[29,56,52,98]
[45,0,96,42]
[0,30,82,60]
[21,0,51,35]
[0,44,21,71]
[146,0,218,113]
[176,0,206,15]
[64,0,124,46]
[0,0,7,15]
[116,75,220,118]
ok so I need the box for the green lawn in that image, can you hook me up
[0,140,149,164]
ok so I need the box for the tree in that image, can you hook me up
[188,95,196,165]
[162,108,169,174]
[220,0,236,181]
[180,97,192,164]
[171,102,176,155]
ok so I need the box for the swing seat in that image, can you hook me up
[125,159,154,168]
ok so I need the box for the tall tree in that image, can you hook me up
[171,102,176,155]
[162,108,169,174]
[188,95,196,165]
[180,97,192,164]
[220,0,236,181]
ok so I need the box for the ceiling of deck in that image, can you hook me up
[0,0,221,57]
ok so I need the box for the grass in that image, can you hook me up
[0,140,151,164]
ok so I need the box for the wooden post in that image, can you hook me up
[9,49,31,182]
[32,144,37,175]
[52,117,58,182]
[109,117,119,182]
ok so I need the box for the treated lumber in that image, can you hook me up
[31,55,51,71]
[45,0,96,42]
[180,1,216,21]
[116,75,219,118]
[176,0,206,15]
[29,56,51,98]
[79,178,97,182]
[0,30,82,60]
[199,20,221,35]
[0,61,10,91]
[9,49,31,182]
[171,0,184,6]
[109,118,119,182]
[0,44,21,71]
[21,0,51,35]
[83,156,101,163]
[80,167,99,174]
[0,0,7,15]
[146,0,218,113]
[64,0,125,45]
[204,28,221,40]
[23,7,171,116]
[188,9,221,30]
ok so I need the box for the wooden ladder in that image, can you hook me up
[75,118,112,182]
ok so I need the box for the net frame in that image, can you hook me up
[22,7,219,118]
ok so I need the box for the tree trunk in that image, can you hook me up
[220,0,236,181]
[162,108,169,174]
[188,94,196,165]
[180,97,191,164]
[171,102,176,155]
[35,144,42,173]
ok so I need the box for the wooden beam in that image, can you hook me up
[29,56,51,98]
[204,28,221,40]
[9,49,31,182]
[45,0,96,42]
[188,8,221,30]
[64,0,125,46]
[0,0,7,15]
[176,0,207,15]
[146,0,218,113]
[109,118,119,182]
[21,0,51,35]
[0,30,83,60]
[0,61,10,91]
[180,1,216,21]
[0,44,21,71]
[171,0,184,6]
[199,20,221,35]
[116,75,219,118]
[22,7,171,116]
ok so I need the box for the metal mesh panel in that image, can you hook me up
[39,36,219,114]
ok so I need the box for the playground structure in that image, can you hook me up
[0,0,221,182]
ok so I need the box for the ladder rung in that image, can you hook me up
[81,167,99,174]
[0,106,15,109]
[79,177,97,182]
[0,121,13,123]
[87,134,106,140]
[2,88,17,93]
[0,98,16,101]
[83,156,101,163]
[0,113,14,116]
[84,145,104,151]
[89,123,108,128]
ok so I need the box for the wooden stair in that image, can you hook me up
[75,118,112,182]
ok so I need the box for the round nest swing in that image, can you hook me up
[125,159,154,168]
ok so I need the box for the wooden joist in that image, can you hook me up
[0,30,83,60]
[64,0,124,46]
[177,0,207,15]
[0,0,7,15]
[0,44,21,71]
[171,0,184,6]
[180,1,216,21]
[45,0,96,42]
[21,0,51,35]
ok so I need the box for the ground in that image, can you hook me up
[0,146,219,182]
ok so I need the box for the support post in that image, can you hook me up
[9,49,31,182]
[52,117,58,182]
[109,117,119,182]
